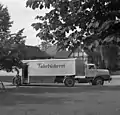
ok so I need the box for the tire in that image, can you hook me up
[12,77,16,85]
[92,77,104,86]
[13,77,21,86]
[16,78,21,86]
[64,77,75,87]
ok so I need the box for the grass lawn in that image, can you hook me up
[0,86,120,115]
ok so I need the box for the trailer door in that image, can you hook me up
[22,64,29,84]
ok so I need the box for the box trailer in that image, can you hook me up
[15,58,112,87]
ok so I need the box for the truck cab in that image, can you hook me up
[81,63,112,85]
[86,64,110,77]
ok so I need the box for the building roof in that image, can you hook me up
[23,45,51,59]
[54,50,72,59]
[46,45,58,56]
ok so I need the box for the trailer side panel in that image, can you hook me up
[27,59,76,76]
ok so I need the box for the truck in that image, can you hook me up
[15,58,112,87]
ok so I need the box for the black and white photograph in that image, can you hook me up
[0,0,120,115]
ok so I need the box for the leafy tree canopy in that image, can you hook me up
[39,40,53,51]
[26,0,120,49]
[26,0,120,70]
[0,3,26,72]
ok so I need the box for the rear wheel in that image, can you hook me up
[12,77,16,85]
[92,77,104,85]
[12,77,21,86]
[16,78,21,86]
[64,77,75,87]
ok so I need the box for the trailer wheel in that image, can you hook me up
[92,77,104,86]
[12,77,15,85]
[16,78,21,86]
[12,77,21,86]
[64,77,75,87]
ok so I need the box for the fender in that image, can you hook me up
[63,76,75,83]
[93,75,111,81]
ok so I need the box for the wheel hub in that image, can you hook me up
[96,79,103,85]
[67,79,73,85]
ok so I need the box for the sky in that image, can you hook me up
[1,0,49,46]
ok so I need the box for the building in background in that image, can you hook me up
[70,46,88,62]
[22,45,51,60]
[45,45,88,62]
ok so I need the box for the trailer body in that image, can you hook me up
[27,58,76,76]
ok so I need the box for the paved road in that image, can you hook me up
[1,76,120,89]
[1,76,120,115]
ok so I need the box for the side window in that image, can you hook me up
[89,65,95,69]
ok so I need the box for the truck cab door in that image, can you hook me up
[85,65,96,77]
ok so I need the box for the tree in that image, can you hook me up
[0,29,26,72]
[0,3,26,72]
[26,0,120,69]
[0,4,12,32]
[39,40,52,51]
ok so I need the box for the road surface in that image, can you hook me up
[0,76,120,115]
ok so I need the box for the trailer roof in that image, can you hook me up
[22,58,77,63]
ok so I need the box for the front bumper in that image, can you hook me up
[102,74,112,81]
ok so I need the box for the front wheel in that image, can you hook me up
[64,77,75,87]
[92,77,104,86]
